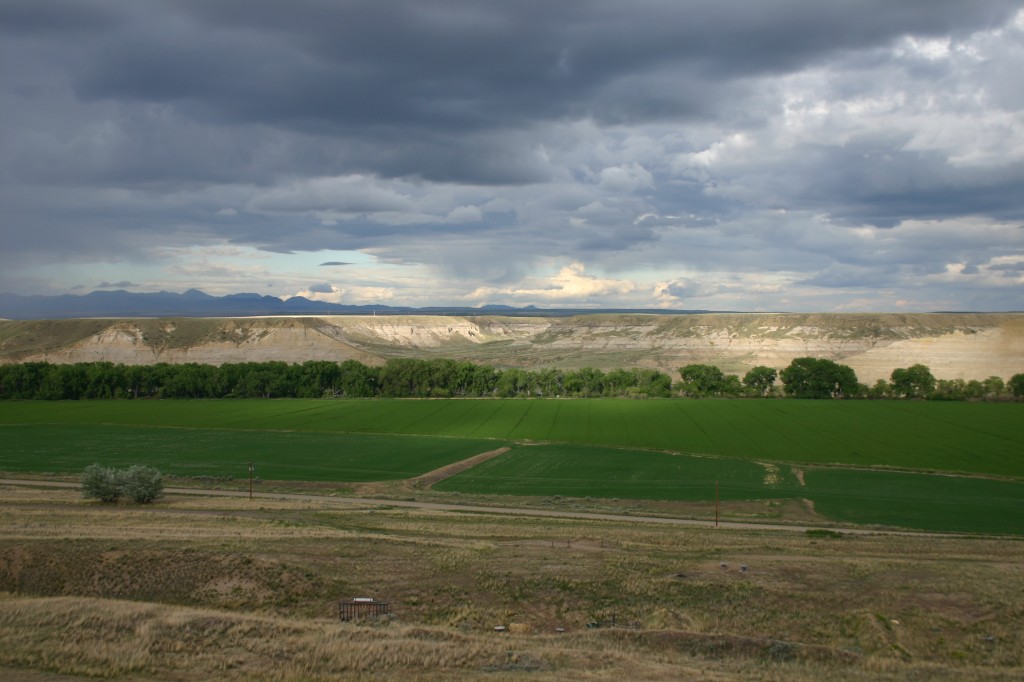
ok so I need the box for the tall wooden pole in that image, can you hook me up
[248,462,254,501]
[715,480,719,528]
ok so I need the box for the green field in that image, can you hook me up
[0,424,502,482]
[806,468,1024,534]
[2,399,1023,534]
[434,444,801,500]
[2,398,1022,476]
[433,443,1024,534]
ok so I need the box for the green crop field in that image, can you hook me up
[806,468,1024,534]
[433,444,801,500]
[433,443,1024,534]
[2,399,1023,534]
[2,399,1021,476]
[0,423,502,482]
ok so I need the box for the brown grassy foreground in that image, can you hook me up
[1,484,1022,681]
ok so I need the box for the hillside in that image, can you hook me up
[1,313,1022,383]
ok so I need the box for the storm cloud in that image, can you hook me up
[1,0,1023,310]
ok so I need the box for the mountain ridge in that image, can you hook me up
[0,290,722,320]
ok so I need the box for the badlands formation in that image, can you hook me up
[1,312,1022,384]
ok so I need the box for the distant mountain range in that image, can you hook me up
[0,289,714,320]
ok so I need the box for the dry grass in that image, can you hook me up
[1,484,1023,680]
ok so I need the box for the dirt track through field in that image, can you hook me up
[0,478,979,538]
[407,446,511,489]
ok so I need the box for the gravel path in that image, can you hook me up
[0,478,965,538]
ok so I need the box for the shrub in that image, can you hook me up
[82,464,123,503]
[122,465,164,503]
[81,464,163,504]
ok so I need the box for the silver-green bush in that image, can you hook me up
[121,464,164,503]
[82,464,163,504]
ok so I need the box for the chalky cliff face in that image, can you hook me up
[1,313,1022,384]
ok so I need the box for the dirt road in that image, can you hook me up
[0,478,966,537]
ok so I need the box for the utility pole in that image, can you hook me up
[248,462,255,501]
[715,480,719,528]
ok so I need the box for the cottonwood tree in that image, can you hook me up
[678,364,725,396]
[890,364,936,398]
[743,366,777,396]
[982,376,1005,398]
[868,379,892,399]
[780,357,859,399]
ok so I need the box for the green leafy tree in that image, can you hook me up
[982,376,1005,399]
[780,357,858,399]
[471,365,501,396]
[964,380,985,400]
[0,362,51,399]
[721,374,743,397]
[296,360,343,398]
[495,367,530,397]
[890,364,936,399]
[868,379,892,399]
[933,378,966,401]
[563,368,605,397]
[337,359,378,397]
[636,369,672,398]
[603,369,635,396]
[742,366,777,396]
[678,364,726,397]
[1009,373,1024,398]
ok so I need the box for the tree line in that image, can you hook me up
[0,359,671,400]
[0,358,1020,401]
[678,360,1024,400]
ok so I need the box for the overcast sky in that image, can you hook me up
[2,1,1023,311]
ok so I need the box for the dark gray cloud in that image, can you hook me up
[63,1,1017,129]
[1,1,1022,310]
[0,0,125,34]
[6,0,1019,183]
[306,283,334,294]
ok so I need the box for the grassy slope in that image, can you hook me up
[0,319,113,360]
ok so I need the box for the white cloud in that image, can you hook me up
[293,284,395,304]
[468,262,636,303]
[897,36,952,61]
[445,205,483,223]
[598,163,654,192]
